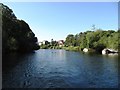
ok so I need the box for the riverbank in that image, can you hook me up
[40,45,97,53]
[62,46,81,51]
[64,47,119,55]
[40,45,119,55]
[40,45,81,51]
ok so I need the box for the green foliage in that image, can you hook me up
[79,33,87,49]
[63,46,80,51]
[2,4,40,53]
[40,44,49,49]
[65,29,118,52]
[65,34,75,46]
[40,40,63,49]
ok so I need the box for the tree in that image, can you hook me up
[65,34,75,46]
[86,32,95,48]
[2,3,40,53]
[64,29,118,52]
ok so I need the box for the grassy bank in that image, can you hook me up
[62,46,81,51]
[40,44,63,49]
[40,45,96,52]
[62,46,97,53]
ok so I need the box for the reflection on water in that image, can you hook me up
[3,49,118,88]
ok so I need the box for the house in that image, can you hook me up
[42,40,49,45]
[38,42,43,46]
[38,40,49,46]
[58,40,64,47]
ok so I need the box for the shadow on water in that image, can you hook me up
[2,51,35,74]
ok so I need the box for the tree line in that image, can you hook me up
[1,3,40,54]
[65,29,119,52]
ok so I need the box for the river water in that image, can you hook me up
[2,49,118,88]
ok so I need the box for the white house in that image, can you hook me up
[58,40,64,47]
[42,40,49,45]
[38,42,43,46]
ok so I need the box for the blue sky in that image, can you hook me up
[3,2,118,42]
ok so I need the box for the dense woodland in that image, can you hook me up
[1,4,40,54]
[65,29,119,52]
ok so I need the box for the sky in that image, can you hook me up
[3,2,118,42]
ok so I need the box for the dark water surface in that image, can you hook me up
[3,49,118,88]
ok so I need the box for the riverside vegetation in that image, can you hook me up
[1,4,40,54]
[64,30,119,53]
[40,30,119,53]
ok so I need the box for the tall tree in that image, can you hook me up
[65,34,75,46]
[1,3,40,53]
